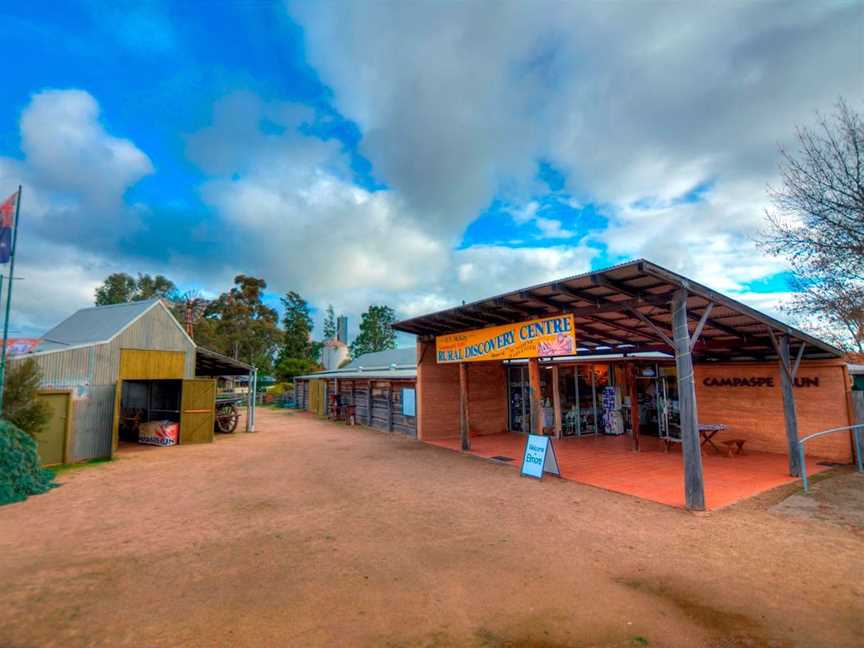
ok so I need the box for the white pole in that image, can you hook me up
[250,368,258,432]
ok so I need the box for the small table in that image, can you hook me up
[699,423,728,454]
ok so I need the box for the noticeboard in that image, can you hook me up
[402,388,416,417]
[520,434,561,480]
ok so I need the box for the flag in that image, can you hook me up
[0,191,17,264]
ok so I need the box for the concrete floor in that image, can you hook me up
[428,432,831,509]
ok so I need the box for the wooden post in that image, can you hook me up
[551,365,562,439]
[528,358,543,435]
[776,334,803,477]
[387,383,393,432]
[671,289,705,511]
[365,382,371,426]
[459,363,470,450]
[841,363,859,461]
[246,371,254,432]
[628,364,640,452]
[333,377,339,420]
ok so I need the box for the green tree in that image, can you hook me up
[196,276,281,372]
[274,357,321,382]
[94,273,136,305]
[280,291,314,360]
[350,305,397,358]
[94,273,178,305]
[322,304,337,340]
[135,274,178,301]
[3,358,50,439]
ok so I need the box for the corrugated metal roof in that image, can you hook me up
[295,368,416,381]
[196,346,253,376]
[343,347,415,369]
[393,258,843,361]
[37,299,161,349]
[295,347,417,381]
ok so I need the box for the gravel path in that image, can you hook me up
[1,408,861,648]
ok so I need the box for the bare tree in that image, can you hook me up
[786,275,864,353]
[762,99,864,351]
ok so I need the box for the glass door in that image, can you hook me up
[658,366,680,441]
[507,366,532,434]
[558,366,578,436]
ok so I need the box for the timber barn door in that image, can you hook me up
[180,379,216,444]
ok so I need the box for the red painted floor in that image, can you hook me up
[427,433,831,509]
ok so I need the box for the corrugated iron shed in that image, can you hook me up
[37,299,165,350]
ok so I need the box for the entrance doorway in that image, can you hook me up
[506,360,680,441]
[118,379,182,443]
[507,366,533,433]
[556,364,611,437]
[624,364,680,441]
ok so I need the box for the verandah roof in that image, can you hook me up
[392,259,842,361]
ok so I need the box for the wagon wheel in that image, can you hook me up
[215,403,240,433]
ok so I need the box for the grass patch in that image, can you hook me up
[50,457,112,475]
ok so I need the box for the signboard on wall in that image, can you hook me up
[6,338,40,355]
[520,434,561,479]
[435,314,576,364]
[402,388,416,417]
[702,376,820,388]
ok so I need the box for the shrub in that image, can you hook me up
[4,358,50,439]
[266,382,295,396]
[0,419,57,505]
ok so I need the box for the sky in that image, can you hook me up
[0,1,862,343]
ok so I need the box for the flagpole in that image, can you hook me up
[0,186,22,416]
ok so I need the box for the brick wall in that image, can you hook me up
[695,360,852,462]
[416,341,508,441]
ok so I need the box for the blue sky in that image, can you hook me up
[0,1,861,339]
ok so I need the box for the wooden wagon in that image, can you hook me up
[214,394,244,433]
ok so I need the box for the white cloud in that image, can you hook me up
[20,89,153,209]
[189,94,600,326]
[534,217,576,240]
[289,0,863,315]
[10,2,864,341]
[2,89,156,334]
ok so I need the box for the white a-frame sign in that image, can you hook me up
[520,434,561,480]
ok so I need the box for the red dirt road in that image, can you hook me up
[1,409,862,648]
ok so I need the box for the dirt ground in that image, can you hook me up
[770,470,864,528]
[1,409,862,648]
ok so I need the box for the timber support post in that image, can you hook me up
[365,383,372,426]
[528,358,543,435]
[628,364,640,452]
[459,362,470,450]
[671,288,705,511]
[772,332,803,477]
[551,364,562,438]
[387,383,393,432]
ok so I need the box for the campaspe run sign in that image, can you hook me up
[435,314,576,364]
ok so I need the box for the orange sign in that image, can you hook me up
[435,314,576,363]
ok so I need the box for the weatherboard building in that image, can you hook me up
[296,260,861,511]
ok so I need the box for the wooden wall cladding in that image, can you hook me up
[294,378,417,436]
[389,383,417,437]
[353,380,371,424]
[295,381,306,410]
[370,381,390,430]
[695,360,852,462]
[119,349,186,380]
